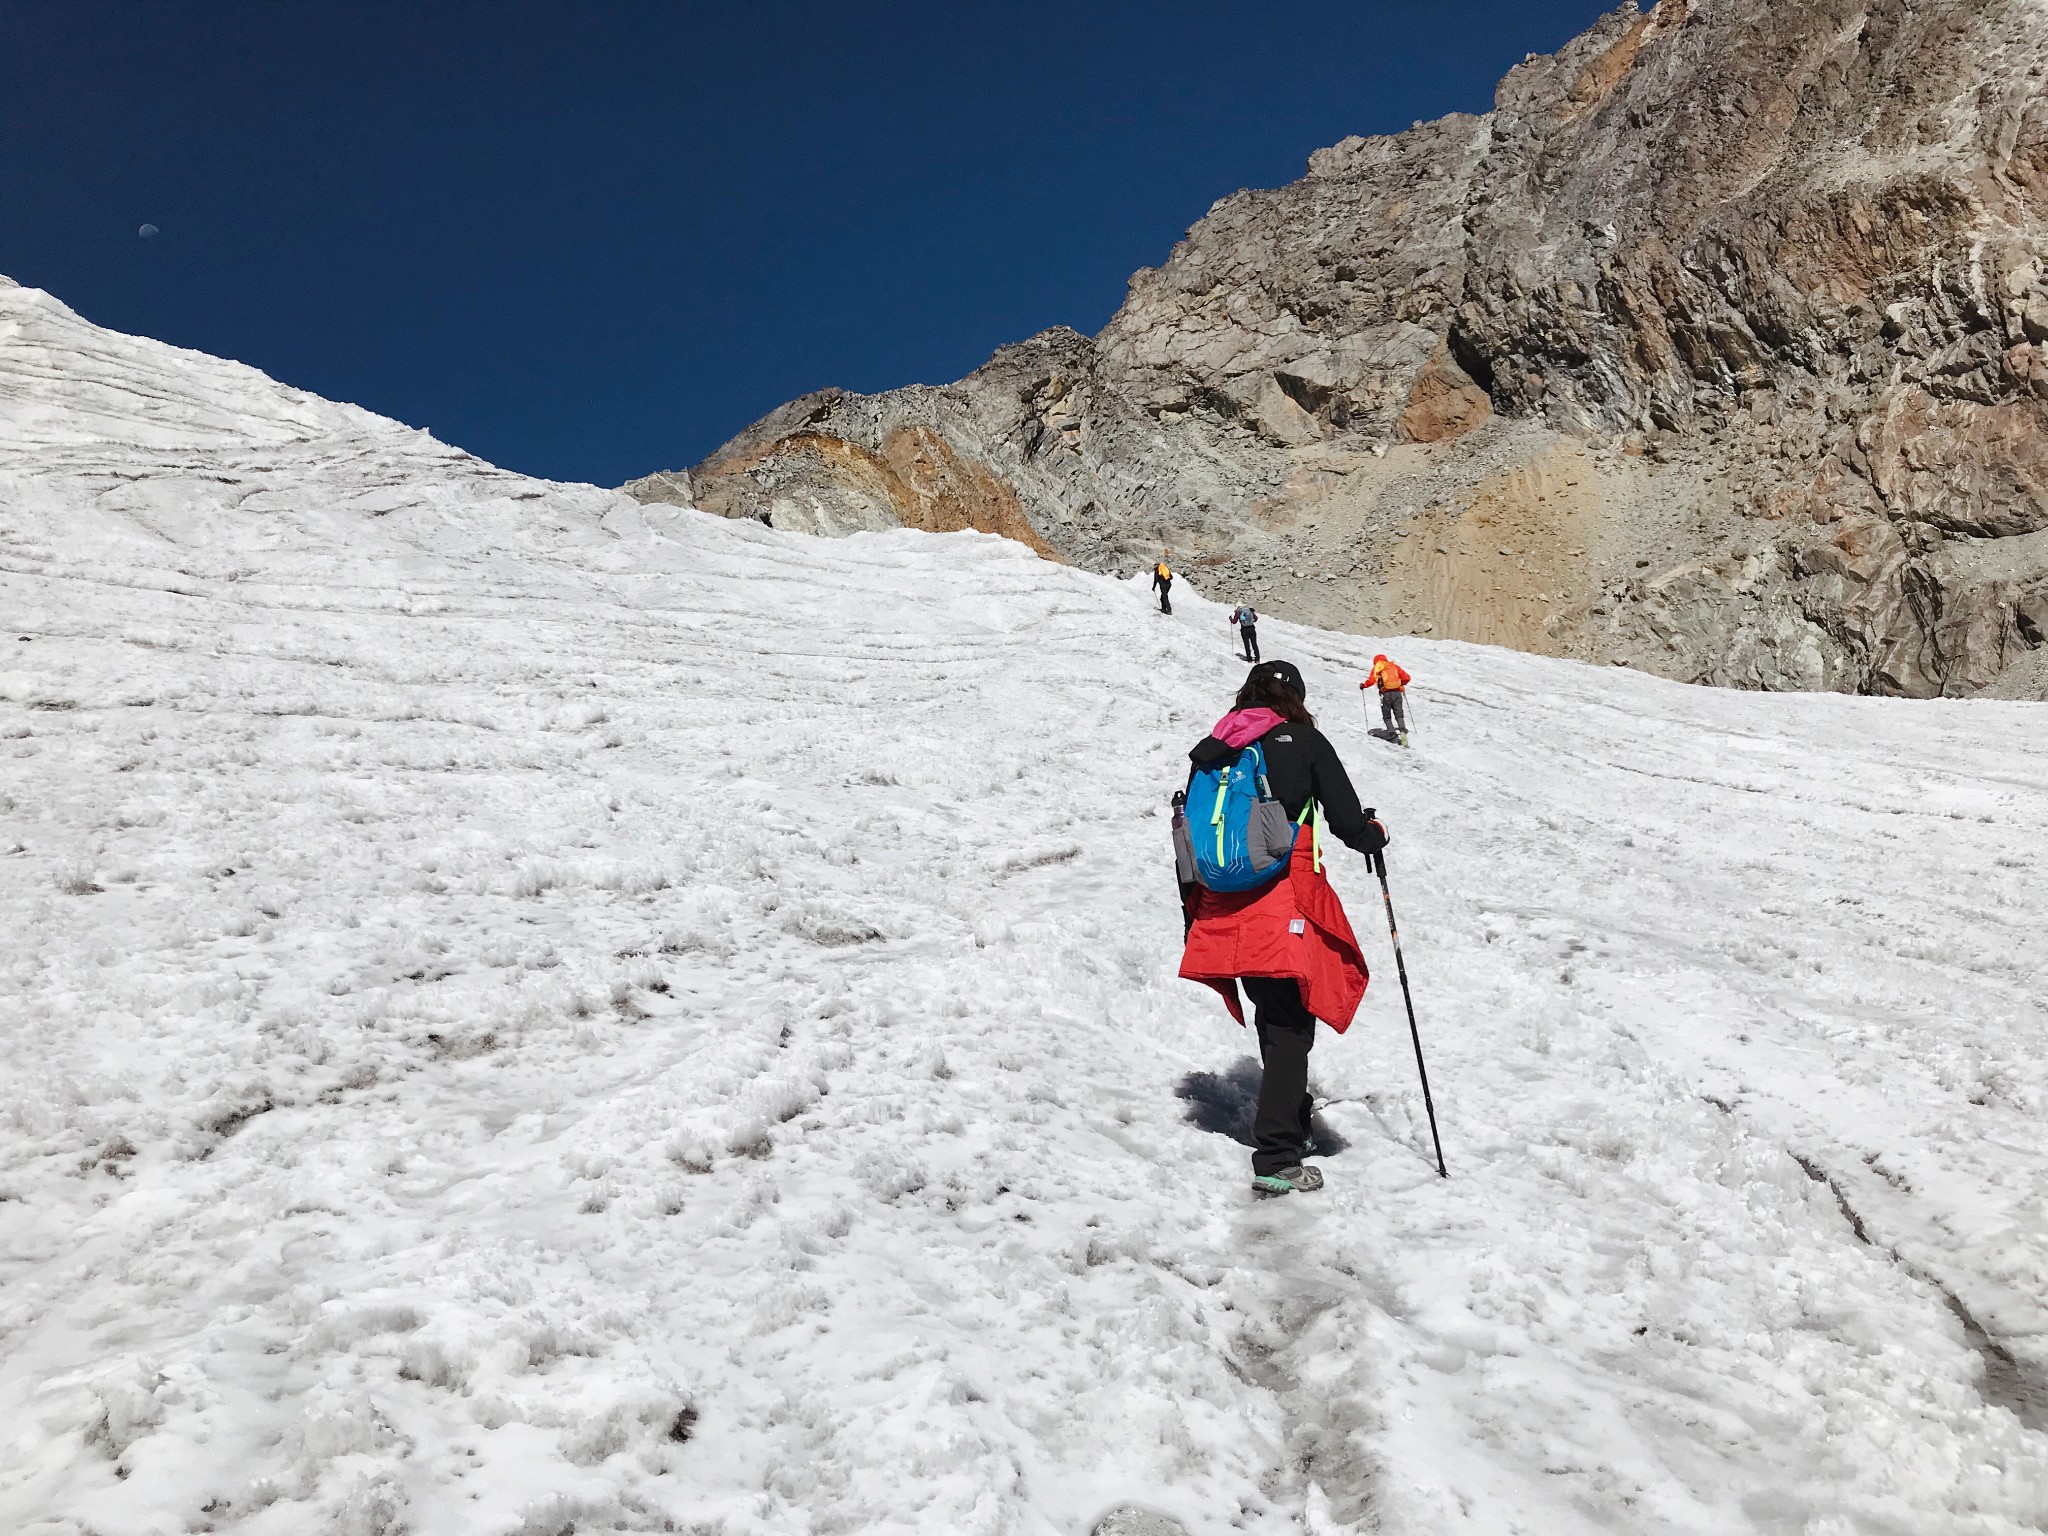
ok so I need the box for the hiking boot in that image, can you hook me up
[1251,1165,1324,1198]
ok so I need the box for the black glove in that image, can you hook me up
[1357,811,1388,858]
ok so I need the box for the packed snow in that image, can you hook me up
[1,274,2045,1535]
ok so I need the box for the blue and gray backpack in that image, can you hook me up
[1173,740,1302,892]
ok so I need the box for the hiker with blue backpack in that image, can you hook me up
[1173,661,1387,1197]
[1229,603,1260,662]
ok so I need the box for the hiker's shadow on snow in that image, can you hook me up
[1176,1058,1349,1157]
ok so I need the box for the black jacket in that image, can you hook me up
[1188,720,1379,857]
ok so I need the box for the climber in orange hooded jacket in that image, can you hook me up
[1363,653,1412,741]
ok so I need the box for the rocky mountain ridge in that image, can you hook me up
[628,0,2048,698]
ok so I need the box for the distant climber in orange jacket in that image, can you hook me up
[1363,654,1411,743]
[1152,561,1174,615]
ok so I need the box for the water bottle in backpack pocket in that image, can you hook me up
[1174,741,1299,893]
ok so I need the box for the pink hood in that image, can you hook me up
[1210,707,1285,749]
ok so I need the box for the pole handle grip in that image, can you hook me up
[1362,809,1387,879]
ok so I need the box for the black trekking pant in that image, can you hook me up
[1242,977,1316,1175]
[1240,625,1260,662]
[1380,691,1408,734]
[1157,585,1172,614]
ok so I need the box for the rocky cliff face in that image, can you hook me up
[628,0,2048,698]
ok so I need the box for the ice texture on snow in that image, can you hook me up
[1,277,2046,1533]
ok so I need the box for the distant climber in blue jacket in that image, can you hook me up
[1230,603,1260,662]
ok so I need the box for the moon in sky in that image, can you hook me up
[138,224,158,238]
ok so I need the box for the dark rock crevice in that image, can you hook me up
[1793,1150,2047,1432]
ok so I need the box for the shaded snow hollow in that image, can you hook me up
[1,276,2045,1534]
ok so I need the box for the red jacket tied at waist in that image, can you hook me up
[1179,838,1369,1031]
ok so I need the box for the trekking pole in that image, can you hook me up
[1170,791,1194,938]
[1364,811,1447,1177]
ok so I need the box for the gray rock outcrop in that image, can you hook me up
[630,0,2048,698]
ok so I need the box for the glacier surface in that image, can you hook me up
[2,276,2045,1533]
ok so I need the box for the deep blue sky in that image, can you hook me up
[2,2,1617,486]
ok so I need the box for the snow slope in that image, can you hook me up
[2,275,2045,1535]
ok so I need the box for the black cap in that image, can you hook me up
[1246,659,1305,699]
